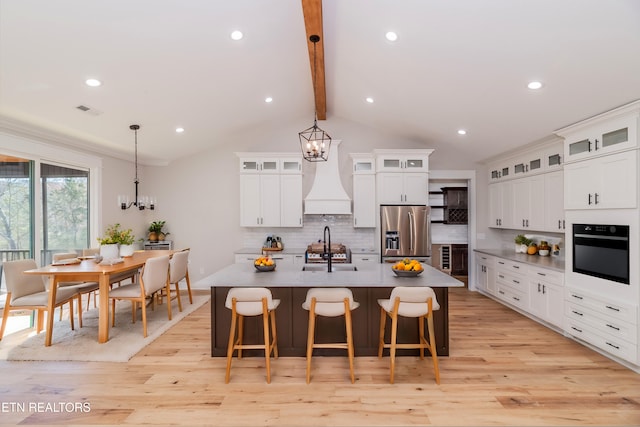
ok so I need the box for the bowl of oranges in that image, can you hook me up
[391,258,424,277]
[254,256,276,272]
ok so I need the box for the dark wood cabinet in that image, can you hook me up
[451,244,468,276]
[442,187,468,224]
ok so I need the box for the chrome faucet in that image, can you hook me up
[323,225,332,273]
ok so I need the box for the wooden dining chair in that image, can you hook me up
[108,255,171,337]
[0,259,79,341]
[52,252,99,322]
[377,286,441,384]
[162,248,193,312]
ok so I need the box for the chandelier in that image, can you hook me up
[118,124,155,210]
[299,34,331,162]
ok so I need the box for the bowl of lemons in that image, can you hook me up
[254,256,276,272]
[391,258,424,277]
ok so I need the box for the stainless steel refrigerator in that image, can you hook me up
[380,205,431,263]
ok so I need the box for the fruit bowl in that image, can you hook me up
[255,264,276,272]
[391,267,423,277]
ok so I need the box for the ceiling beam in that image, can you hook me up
[301,0,327,120]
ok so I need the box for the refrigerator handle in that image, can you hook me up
[408,211,414,251]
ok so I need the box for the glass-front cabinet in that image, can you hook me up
[374,149,433,173]
[561,112,638,163]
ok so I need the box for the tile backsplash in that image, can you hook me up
[241,215,376,251]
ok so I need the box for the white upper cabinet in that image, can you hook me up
[240,157,280,173]
[556,101,639,164]
[564,150,637,210]
[237,153,303,227]
[374,149,433,173]
[374,149,432,205]
[351,154,376,228]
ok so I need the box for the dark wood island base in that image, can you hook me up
[210,286,449,357]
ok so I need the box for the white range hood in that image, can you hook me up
[304,140,352,215]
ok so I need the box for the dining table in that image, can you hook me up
[24,250,173,346]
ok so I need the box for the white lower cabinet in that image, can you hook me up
[477,252,566,335]
[475,253,495,295]
[564,287,638,364]
[495,259,528,310]
[528,266,564,328]
[352,253,379,263]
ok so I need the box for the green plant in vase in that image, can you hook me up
[148,220,168,242]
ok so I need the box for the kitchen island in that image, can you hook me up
[209,262,464,357]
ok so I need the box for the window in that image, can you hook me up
[40,163,90,264]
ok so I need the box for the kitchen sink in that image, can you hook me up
[302,264,358,272]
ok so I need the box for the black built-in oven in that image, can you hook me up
[573,224,630,284]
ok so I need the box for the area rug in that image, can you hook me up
[2,294,209,362]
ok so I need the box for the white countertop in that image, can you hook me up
[204,262,464,288]
[474,248,565,272]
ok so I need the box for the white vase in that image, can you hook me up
[100,244,120,259]
[119,244,135,257]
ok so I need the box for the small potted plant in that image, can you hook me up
[148,221,168,242]
[98,223,138,258]
[514,234,531,253]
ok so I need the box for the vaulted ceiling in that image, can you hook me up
[1,0,639,166]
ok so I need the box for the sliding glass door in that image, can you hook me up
[0,156,34,294]
[0,156,91,272]
[40,163,90,265]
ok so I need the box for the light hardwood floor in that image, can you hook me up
[1,287,639,426]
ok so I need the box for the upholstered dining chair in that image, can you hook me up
[164,248,193,312]
[377,286,441,384]
[0,259,79,341]
[107,254,171,337]
[52,252,99,321]
[302,287,360,384]
[225,287,280,384]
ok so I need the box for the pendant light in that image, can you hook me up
[118,124,156,210]
[299,34,331,162]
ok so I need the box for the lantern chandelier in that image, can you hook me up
[299,34,332,162]
[118,124,156,210]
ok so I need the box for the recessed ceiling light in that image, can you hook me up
[457,129,467,135]
[366,97,374,103]
[265,97,273,103]
[230,30,243,41]
[385,31,398,42]
[527,81,543,90]
[85,78,101,87]
[175,127,184,133]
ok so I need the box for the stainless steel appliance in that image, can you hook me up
[380,205,431,263]
[573,224,629,284]
[305,243,351,264]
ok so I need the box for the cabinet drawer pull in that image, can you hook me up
[605,342,620,350]
[512,279,520,284]
[571,310,583,316]
[537,272,546,276]
[498,274,505,279]
[513,296,520,301]
[571,294,583,300]
[571,326,583,333]
[605,305,620,312]
[512,265,520,269]
[594,193,599,204]
[498,261,505,265]
[498,290,505,295]
[606,324,620,331]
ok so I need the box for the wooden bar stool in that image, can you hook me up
[302,287,360,384]
[225,287,279,384]
[377,286,440,384]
